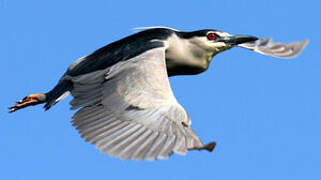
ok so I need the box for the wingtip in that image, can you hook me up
[188,141,217,152]
[288,38,309,58]
[302,39,309,48]
[204,142,216,152]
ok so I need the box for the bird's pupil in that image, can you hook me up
[207,33,216,40]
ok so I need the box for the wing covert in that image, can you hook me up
[70,47,215,160]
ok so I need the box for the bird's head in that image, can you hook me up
[166,29,258,76]
[179,29,258,51]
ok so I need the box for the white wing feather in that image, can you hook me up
[238,38,308,58]
[70,48,215,160]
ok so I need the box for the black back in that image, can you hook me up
[66,28,174,76]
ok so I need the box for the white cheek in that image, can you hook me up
[209,42,227,48]
[197,37,227,48]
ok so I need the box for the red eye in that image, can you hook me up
[207,33,217,40]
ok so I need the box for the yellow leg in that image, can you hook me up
[9,94,45,113]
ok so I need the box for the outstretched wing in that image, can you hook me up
[68,47,215,160]
[238,38,308,58]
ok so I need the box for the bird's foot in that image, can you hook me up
[9,93,46,113]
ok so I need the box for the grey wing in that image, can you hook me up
[238,38,308,58]
[68,48,215,160]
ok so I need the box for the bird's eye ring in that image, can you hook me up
[207,33,217,40]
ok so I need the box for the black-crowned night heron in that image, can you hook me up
[10,27,308,160]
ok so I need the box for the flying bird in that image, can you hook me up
[9,27,308,160]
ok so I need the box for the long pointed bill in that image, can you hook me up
[220,35,258,46]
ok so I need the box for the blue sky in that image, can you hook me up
[1,0,320,179]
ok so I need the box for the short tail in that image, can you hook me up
[9,80,72,113]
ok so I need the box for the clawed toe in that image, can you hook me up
[9,94,45,113]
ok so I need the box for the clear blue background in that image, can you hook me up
[1,0,320,179]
